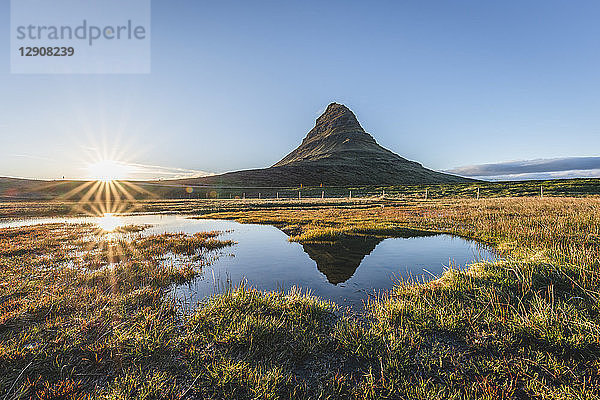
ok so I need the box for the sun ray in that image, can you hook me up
[111,180,136,202]
[72,180,104,216]
[119,180,158,199]
[57,180,96,201]
[96,182,109,214]
[109,182,133,215]
[51,152,166,242]
[111,181,143,214]
[105,181,116,212]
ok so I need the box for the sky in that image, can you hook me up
[1,0,600,181]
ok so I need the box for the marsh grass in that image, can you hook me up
[198,197,600,398]
[1,197,600,398]
[0,223,234,399]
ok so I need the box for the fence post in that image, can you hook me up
[258,193,261,199]
[540,185,544,198]
[349,190,352,199]
[425,188,428,200]
[298,190,301,200]
[243,192,246,199]
[477,187,480,200]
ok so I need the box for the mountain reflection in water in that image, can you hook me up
[0,215,496,308]
[302,232,439,284]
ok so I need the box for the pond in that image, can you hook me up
[0,214,497,309]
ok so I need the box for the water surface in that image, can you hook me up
[0,214,497,308]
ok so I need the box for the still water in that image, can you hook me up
[0,214,497,308]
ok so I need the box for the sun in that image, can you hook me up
[86,160,131,182]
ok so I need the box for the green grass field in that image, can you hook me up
[0,185,599,398]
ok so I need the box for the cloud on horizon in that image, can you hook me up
[122,162,213,181]
[446,156,600,181]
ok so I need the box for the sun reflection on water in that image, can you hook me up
[97,213,123,232]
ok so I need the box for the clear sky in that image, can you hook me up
[2,0,600,180]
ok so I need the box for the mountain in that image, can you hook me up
[177,103,472,187]
[302,235,384,284]
[300,230,438,284]
[0,103,472,201]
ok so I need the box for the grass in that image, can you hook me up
[3,177,600,203]
[199,197,600,398]
[2,177,600,219]
[0,196,599,398]
[0,224,234,399]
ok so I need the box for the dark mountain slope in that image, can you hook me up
[176,103,473,187]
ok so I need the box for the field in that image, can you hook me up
[2,177,600,203]
[0,182,599,398]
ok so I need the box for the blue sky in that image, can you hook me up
[2,0,600,180]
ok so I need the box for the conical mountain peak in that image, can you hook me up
[305,103,367,142]
[273,103,378,167]
[177,102,473,186]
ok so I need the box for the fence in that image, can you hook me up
[126,179,600,200]
[2,178,600,202]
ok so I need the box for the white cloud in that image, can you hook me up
[124,162,213,180]
[446,157,600,181]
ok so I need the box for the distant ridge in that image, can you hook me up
[177,102,473,186]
